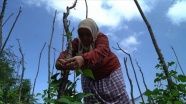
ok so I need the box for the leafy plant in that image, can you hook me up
[0,49,37,103]
[40,68,94,104]
[144,61,186,104]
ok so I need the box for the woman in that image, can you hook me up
[56,18,130,104]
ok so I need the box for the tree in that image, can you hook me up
[0,49,37,103]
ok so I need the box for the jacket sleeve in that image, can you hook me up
[81,33,111,68]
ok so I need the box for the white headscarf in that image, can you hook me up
[78,18,99,54]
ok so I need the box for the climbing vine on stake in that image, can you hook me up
[40,67,94,103]
[144,61,186,104]
[57,0,77,99]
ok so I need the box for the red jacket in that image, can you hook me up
[57,32,121,80]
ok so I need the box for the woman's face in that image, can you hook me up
[78,28,93,47]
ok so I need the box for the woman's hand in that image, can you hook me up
[65,56,84,70]
[55,59,67,70]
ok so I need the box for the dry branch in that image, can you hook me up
[133,0,172,89]
[62,29,65,52]
[48,10,57,101]
[0,7,22,56]
[135,59,154,104]
[171,46,185,75]
[0,0,7,49]
[49,45,61,53]
[113,43,144,103]
[52,50,56,76]
[17,39,26,103]
[57,0,77,100]
[85,0,88,18]
[124,57,135,104]
[32,42,46,96]
[3,13,14,27]
[135,60,148,90]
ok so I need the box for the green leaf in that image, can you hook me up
[161,76,167,80]
[76,68,83,77]
[66,81,73,88]
[74,93,94,102]
[155,64,161,69]
[154,77,161,83]
[63,96,74,102]
[84,93,94,98]
[0,101,4,104]
[35,93,41,97]
[174,101,183,104]
[0,89,3,96]
[66,80,77,91]
[51,73,60,80]
[58,97,71,104]
[45,98,55,103]
[67,32,72,37]
[82,69,95,79]
[71,101,82,104]
[144,89,152,96]
[168,61,175,66]
[51,79,61,87]
[152,88,160,95]
[156,73,163,77]
[177,84,186,92]
[167,101,173,104]
[178,75,186,82]
[74,93,84,101]
[171,89,179,96]
[169,70,177,76]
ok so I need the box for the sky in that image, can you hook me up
[1,0,186,103]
